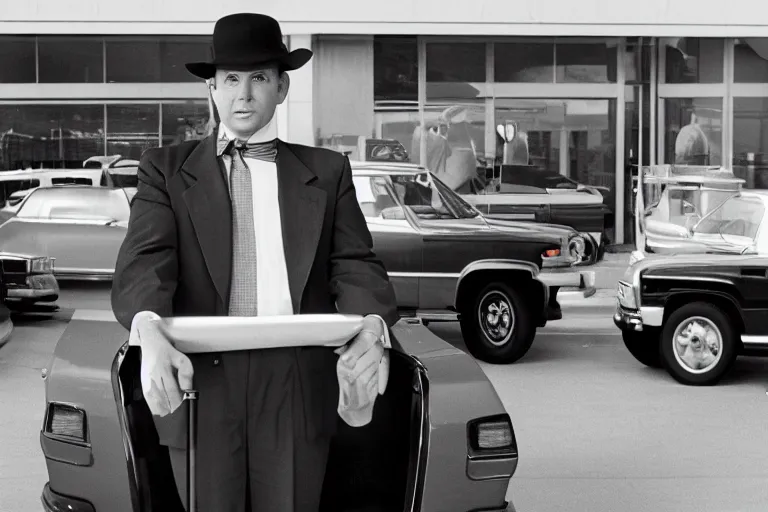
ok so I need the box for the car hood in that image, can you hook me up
[417,216,563,244]
[0,219,126,272]
[625,251,768,280]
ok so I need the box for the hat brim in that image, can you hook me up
[185,48,313,79]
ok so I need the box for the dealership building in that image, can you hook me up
[2,0,768,245]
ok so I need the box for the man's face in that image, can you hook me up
[211,65,289,140]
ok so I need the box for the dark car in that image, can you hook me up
[461,164,613,261]
[0,252,59,306]
[615,165,768,385]
[40,313,520,512]
[351,161,594,364]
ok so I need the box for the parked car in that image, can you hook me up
[461,164,612,262]
[616,164,768,385]
[351,161,594,363]
[0,186,130,281]
[0,270,12,345]
[0,252,59,306]
[40,314,520,512]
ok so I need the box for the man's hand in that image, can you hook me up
[135,315,194,417]
[335,315,389,396]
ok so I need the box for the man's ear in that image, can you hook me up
[277,71,290,104]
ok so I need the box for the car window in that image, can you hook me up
[352,176,404,219]
[390,172,479,220]
[17,187,131,222]
[694,194,765,239]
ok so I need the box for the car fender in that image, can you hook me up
[454,259,546,309]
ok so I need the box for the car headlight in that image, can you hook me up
[567,235,586,262]
[616,280,637,310]
[29,257,53,274]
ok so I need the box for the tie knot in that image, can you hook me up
[217,137,278,162]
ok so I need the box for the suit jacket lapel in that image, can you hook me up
[276,140,327,313]
[181,134,233,308]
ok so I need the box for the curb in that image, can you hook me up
[557,293,616,308]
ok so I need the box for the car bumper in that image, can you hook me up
[538,268,595,296]
[613,304,664,332]
[6,273,59,302]
[54,268,113,281]
[41,483,95,512]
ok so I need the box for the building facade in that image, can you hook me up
[2,0,768,245]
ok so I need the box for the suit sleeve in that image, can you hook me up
[329,157,399,328]
[111,151,178,331]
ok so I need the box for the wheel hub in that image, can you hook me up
[672,316,722,373]
[478,291,515,346]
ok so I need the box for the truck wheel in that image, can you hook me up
[660,302,738,386]
[622,329,661,368]
[459,281,536,364]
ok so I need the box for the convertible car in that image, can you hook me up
[615,164,768,385]
[352,161,594,364]
[40,313,519,512]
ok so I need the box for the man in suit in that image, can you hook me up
[111,12,399,512]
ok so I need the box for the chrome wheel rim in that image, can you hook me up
[478,290,515,346]
[672,316,723,374]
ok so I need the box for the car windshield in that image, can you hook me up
[693,194,765,240]
[17,187,131,222]
[390,172,479,220]
[353,171,479,221]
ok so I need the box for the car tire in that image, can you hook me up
[660,302,738,386]
[459,281,536,364]
[622,329,661,368]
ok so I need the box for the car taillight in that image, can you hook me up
[543,248,560,258]
[44,403,87,442]
[468,414,517,455]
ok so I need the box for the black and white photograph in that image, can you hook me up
[1,1,768,511]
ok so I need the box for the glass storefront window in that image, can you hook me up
[426,42,486,94]
[106,104,160,161]
[555,41,618,83]
[732,97,768,189]
[38,36,103,83]
[734,39,768,83]
[494,41,554,82]
[0,36,36,83]
[161,101,211,146]
[0,104,105,170]
[664,38,724,83]
[663,98,722,166]
[105,36,211,83]
[374,36,417,102]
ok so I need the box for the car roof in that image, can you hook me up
[349,160,426,176]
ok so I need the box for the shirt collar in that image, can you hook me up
[217,112,278,145]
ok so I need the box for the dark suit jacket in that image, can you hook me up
[111,134,399,443]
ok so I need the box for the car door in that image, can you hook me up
[353,175,423,308]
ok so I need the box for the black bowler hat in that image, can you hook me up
[185,13,312,79]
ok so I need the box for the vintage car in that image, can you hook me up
[40,313,520,512]
[615,164,768,385]
[351,161,594,364]
[0,185,130,281]
[0,251,59,306]
[461,164,612,263]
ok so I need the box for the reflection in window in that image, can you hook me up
[663,38,723,83]
[106,105,159,161]
[732,97,768,189]
[494,41,554,83]
[0,36,36,83]
[106,36,211,83]
[556,41,617,83]
[374,36,417,102]
[162,101,210,146]
[664,98,722,166]
[38,37,104,83]
[734,39,768,83]
[694,195,764,239]
[0,104,105,170]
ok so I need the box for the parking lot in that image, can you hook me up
[3,278,768,512]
